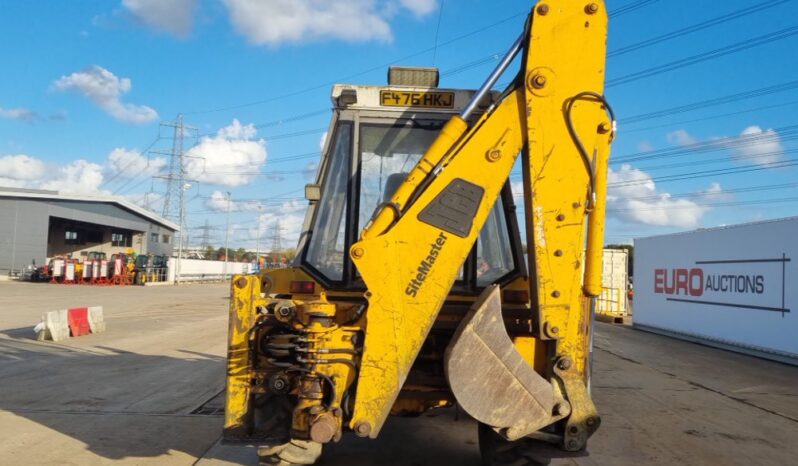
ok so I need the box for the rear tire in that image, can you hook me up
[478,423,551,466]
[257,439,322,466]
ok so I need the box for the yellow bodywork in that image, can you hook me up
[225,269,367,441]
[348,0,611,442]
[225,276,258,436]
[224,0,614,457]
[350,89,526,436]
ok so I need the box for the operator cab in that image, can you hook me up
[299,67,525,293]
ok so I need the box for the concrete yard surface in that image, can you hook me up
[1,281,797,465]
[0,281,228,465]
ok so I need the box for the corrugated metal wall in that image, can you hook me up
[0,199,49,272]
[0,197,175,273]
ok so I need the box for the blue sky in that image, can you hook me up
[1,0,797,250]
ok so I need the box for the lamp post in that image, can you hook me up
[224,191,231,280]
[175,182,191,284]
[254,205,262,273]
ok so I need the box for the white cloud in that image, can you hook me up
[52,65,158,124]
[205,192,307,249]
[510,180,523,201]
[398,0,437,16]
[319,131,328,151]
[206,191,232,211]
[222,0,434,46]
[607,164,706,228]
[303,160,319,181]
[121,0,197,38]
[0,155,46,181]
[727,125,784,165]
[0,107,37,122]
[0,177,28,188]
[665,125,784,166]
[247,200,307,248]
[122,191,164,213]
[698,182,733,202]
[49,110,68,121]
[185,119,267,187]
[636,141,654,152]
[666,129,697,146]
[40,160,106,195]
[0,154,101,193]
[0,146,168,196]
[205,190,263,212]
[106,147,166,178]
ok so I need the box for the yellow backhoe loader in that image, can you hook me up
[225,1,615,464]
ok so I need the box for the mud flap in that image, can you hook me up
[444,285,565,441]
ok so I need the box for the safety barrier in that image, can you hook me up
[35,306,105,342]
[134,267,169,285]
[44,259,169,286]
[109,257,133,286]
[167,258,256,283]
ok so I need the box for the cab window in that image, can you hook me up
[305,122,353,281]
[357,121,442,231]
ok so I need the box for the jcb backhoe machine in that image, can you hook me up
[225,2,615,464]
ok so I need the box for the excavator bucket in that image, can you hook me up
[444,285,563,440]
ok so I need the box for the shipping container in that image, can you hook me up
[634,217,797,365]
[596,248,629,321]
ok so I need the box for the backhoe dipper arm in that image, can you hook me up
[348,0,614,445]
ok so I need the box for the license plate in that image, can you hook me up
[380,90,455,109]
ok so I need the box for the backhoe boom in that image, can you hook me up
[349,0,614,449]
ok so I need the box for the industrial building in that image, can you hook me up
[0,187,178,275]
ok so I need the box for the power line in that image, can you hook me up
[608,196,798,213]
[509,152,798,187]
[608,25,798,88]
[621,80,798,124]
[615,131,798,165]
[116,175,152,196]
[196,125,326,140]
[608,158,798,188]
[425,0,674,82]
[612,123,798,164]
[115,5,798,221]
[608,0,789,58]
[253,109,329,130]
[634,148,798,173]
[622,99,798,134]
[186,10,529,115]
[608,0,659,18]
[617,181,798,202]
[440,51,504,77]
[431,0,445,66]
[193,16,794,143]
[188,0,669,138]
[101,136,161,189]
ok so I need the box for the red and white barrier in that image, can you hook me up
[97,260,109,285]
[91,260,100,283]
[63,261,76,285]
[36,306,105,342]
[50,259,64,283]
[110,258,132,286]
[82,262,91,283]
